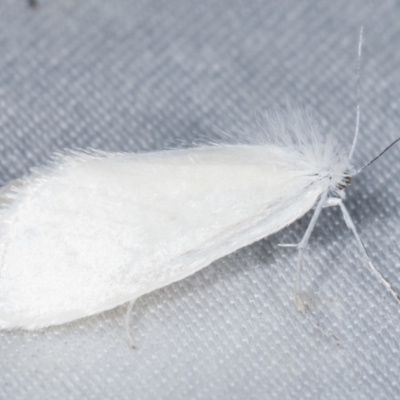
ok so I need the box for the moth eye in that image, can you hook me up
[338,175,351,190]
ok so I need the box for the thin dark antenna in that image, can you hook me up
[349,26,364,160]
[354,137,400,175]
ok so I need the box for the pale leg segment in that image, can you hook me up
[279,190,344,341]
[281,190,400,309]
[125,299,137,348]
[286,193,400,309]
[279,190,329,308]
[329,197,400,306]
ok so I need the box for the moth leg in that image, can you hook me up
[294,195,354,312]
[279,190,330,310]
[125,299,137,348]
[333,198,400,306]
[324,197,341,207]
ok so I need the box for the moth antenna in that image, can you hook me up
[353,137,400,175]
[349,26,364,160]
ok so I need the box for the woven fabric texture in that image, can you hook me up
[0,0,399,399]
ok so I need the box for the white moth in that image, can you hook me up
[0,28,398,335]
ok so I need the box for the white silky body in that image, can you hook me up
[0,124,350,329]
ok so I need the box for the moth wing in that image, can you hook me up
[0,145,324,329]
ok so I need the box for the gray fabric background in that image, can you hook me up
[0,0,399,399]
